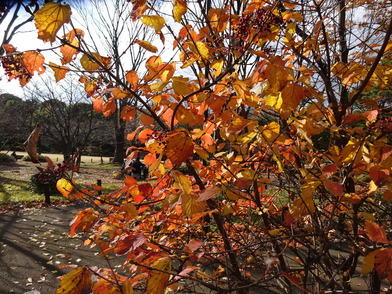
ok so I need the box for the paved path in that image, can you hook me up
[0,204,107,294]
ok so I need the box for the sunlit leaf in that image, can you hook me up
[102,100,116,117]
[120,106,137,122]
[70,208,99,237]
[181,193,207,218]
[172,170,192,194]
[141,15,165,33]
[49,62,70,82]
[166,133,194,165]
[172,76,192,96]
[56,266,92,294]
[135,39,158,53]
[172,0,187,22]
[147,257,172,294]
[186,41,209,60]
[34,2,72,43]
[57,178,74,197]
[22,51,45,75]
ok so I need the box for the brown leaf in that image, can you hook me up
[23,123,41,163]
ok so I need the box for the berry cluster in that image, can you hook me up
[232,8,283,51]
[0,54,32,82]
[368,115,392,134]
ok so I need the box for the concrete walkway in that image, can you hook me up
[0,204,108,294]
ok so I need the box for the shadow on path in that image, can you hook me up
[0,204,107,294]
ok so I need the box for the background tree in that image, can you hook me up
[0,93,37,151]
[24,75,101,159]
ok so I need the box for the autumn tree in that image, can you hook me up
[4,0,392,293]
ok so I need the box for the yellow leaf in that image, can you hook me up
[172,0,187,22]
[181,193,207,218]
[123,280,134,294]
[147,257,172,294]
[80,53,110,71]
[186,41,209,60]
[151,81,170,92]
[57,178,74,197]
[172,170,192,194]
[141,15,165,33]
[49,62,70,82]
[135,39,158,53]
[266,93,283,110]
[362,249,385,276]
[172,76,192,96]
[56,266,92,294]
[34,2,72,43]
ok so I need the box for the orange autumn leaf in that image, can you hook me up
[80,53,111,71]
[49,62,70,82]
[140,113,155,126]
[166,133,194,165]
[70,208,99,237]
[34,2,72,43]
[56,266,92,294]
[22,51,46,75]
[102,100,116,117]
[126,70,139,88]
[364,221,391,244]
[120,106,137,122]
[92,97,104,112]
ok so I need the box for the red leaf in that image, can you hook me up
[364,221,391,244]
[197,186,221,202]
[324,179,343,197]
[375,248,392,282]
[139,183,153,196]
[114,233,147,255]
[186,239,202,252]
[322,164,337,178]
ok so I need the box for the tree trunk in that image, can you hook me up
[112,118,126,164]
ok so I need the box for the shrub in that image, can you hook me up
[0,153,16,163]
[22,154,47,162]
